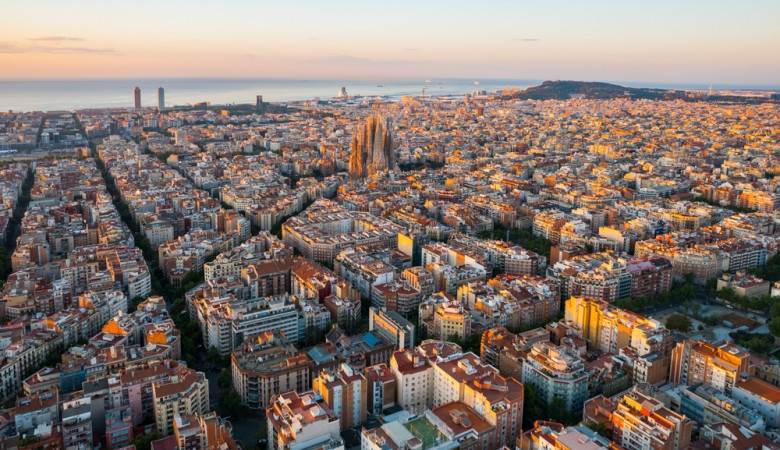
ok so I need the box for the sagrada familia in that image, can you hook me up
[348,115,396,178]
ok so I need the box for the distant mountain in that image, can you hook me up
[506,80,678,100]
[505,80,778,103]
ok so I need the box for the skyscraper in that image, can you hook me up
[157,87,165,110]
[348,115,395,178]
[133,86,141,109]
[256,95,263,108]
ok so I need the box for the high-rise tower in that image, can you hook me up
[134,86,141,109]
[348,115,395,178]
[157,87,165,110]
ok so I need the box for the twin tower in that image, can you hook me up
[348,116,396,178]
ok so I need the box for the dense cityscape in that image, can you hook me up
[0,81,778,450]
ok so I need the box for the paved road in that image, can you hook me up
[196,355,266,449]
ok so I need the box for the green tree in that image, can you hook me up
[170,298,186,317]
[769,319,780,337]
[131,432,161,450]
[206,345,222,365]
[129,296,145,311]
[702,315,721,326]
[586,421,611,439]
[729,330,775,355]
[218,368,232,390]
[690,301,701,318]
[666,314,693,333]
[350,317,369,336]
[522,384,545,430]
[462,332,482,355]
[219,389,242,417]
[547,397,579,426]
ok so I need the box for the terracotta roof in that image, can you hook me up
[736,377,780,404]
[152,367,205,399]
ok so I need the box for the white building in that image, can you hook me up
[390,348,434,415]
[521,341,588,413]
[267,390,344,450]
[733,377,780,429]
[198,294,301,356]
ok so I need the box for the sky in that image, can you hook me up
[1,0,779,85]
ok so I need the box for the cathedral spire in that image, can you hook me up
[349,115,394,178]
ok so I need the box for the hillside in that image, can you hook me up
[507,80,678,100]
[505,80,778,103]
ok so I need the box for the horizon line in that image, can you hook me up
[0,77,778,90]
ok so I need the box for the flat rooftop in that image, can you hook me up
[405,416,446,448]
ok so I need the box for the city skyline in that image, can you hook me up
[1,60,780,450]
[2,2,780,449]
[2,0,779,85]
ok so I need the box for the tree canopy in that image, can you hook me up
[665,314,693,333]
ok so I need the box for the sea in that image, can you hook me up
[0,78,776,112]
[0,78,537,112]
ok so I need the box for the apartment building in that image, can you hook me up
[14,389,59,435]
[61,396,93,449]
[390,347,434,415]
[565,297,673,357]
[699,422,780,450]
[204,232,292,282]
[231,330,310,410]
[434,352,524,448]
[172,411,238,450]
[365,363,396,416]
[419,297,471,342]
[625,256,673,298]
[152,367,210,436]
[611,389,692,450]
[334,247,395,300]
[716,271,771,299]
[670,340,750,395]
[680,383,766,431]
[521,341,587,413]
[282,200,399,262]
[732,376,780,429]
[266,390,343,450]
[429,402,496,450]
[313,364,367,430]
[197,294,300,356]
[370,281,422,318]
[369,307,416,351]
[521,422,612,450]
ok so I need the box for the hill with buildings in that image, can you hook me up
[508,80,778,103]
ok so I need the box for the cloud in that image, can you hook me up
[306,54,421,66]
[0,41,116,54]
[313,54,372,64]
[513,38,540,42]
[51,46,116,54]
[27,36,84,42]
